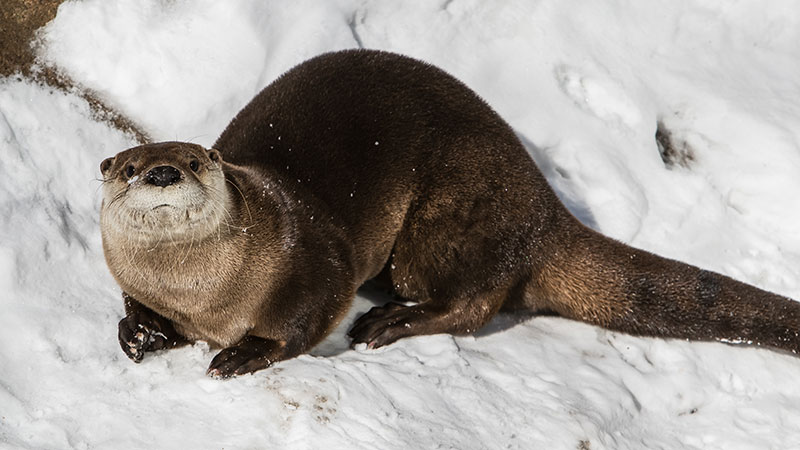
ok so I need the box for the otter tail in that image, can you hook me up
[536,226,800,355]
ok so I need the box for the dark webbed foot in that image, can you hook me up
[118,308,187,363]
[207,336,286,379]
[348,301,427,349]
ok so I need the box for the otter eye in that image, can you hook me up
[189,160,199,172]
[125,165,135,177]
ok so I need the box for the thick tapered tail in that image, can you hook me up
[537,227,800,355]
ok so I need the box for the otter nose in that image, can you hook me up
[145,166,182,187]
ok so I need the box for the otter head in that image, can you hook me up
[100,142,228,245]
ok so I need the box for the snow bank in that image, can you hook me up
[39,0,357,146]
[2,0,799,448]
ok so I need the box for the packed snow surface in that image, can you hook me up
[3,0,800,448]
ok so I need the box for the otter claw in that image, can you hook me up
[117,308,187,363]
[206,336,283,379]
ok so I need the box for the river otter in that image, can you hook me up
[100,49,800,378]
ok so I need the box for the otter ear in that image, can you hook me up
[208,149,221,162]
[100,157,115,175]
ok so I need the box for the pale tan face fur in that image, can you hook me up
[99,143,253,346]
[100,142,229,245]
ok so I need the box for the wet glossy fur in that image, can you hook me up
[101,50,800,377]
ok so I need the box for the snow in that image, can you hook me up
[3,0,800,448]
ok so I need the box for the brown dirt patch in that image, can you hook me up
[0,0,150,143]
[655,120,694,170]
[0,0,62,77]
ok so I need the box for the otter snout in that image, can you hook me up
[145,166,182,187]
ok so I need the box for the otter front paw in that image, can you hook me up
[206,336,285,379]
[118,310,185,363]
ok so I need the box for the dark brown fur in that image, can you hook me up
[102,50,800,377]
